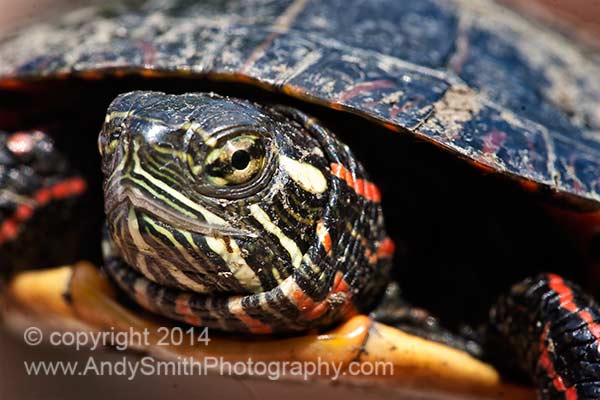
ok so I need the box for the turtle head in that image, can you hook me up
[100,91,334,295]
[99,91,390,331]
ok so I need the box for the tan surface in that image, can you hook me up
[2,262,534,400]
[0,1,598,399]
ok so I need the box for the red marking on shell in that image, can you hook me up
[316,221,332,253]
[482,130,507,154]
[0,177,87,245]
[330,163,381,202]
[337,80,396,103]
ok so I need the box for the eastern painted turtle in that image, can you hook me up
[1,1,600,399]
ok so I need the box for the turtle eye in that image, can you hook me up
[203,134,266,186]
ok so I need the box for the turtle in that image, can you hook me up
[1,0,600,399]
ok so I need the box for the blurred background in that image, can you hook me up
[0,0,599,399]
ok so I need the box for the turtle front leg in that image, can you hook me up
[0,129,88,275]
[490,273,600,400]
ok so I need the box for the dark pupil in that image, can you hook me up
[231,150,251,170]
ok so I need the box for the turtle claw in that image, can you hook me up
[371,282,483,357]
[3,262,534,399]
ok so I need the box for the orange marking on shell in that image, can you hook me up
[471,159,495,174]
[382,122,401,132]
[520,180,539,193]
[330,163,381,202]
[139,69,164,78]
[0,78,25,89]
[316,221,332,253]
[79,70,104,80]
[281,84,305,97]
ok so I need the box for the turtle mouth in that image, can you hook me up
[105,185,257,238]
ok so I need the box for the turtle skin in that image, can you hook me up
[1,1,600,399]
